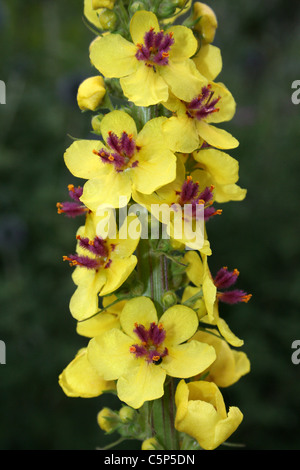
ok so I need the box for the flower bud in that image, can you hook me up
[77,76,106,111]
[98,8,117,30]
[97,407,119,433]
[131,280,145,296]
[157,0,177,18]
[129,2,147,16]
[141,437,159,450]
[92,0,115,9]
[192,2,218,44]
[171,0,189,7]
[91,114,103,133]
[162,290,177,308]
[119,406,135,423]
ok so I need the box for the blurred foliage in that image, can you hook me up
[0,0,300,450]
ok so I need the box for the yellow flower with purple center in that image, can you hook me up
[162,81,239,152]
[87,296,216,409]
[133,156,220,252]
[64,110,177,211]
[191,148,247,203]
[183,251,251,347]
[63,212,140,321]
[89,10,207,106]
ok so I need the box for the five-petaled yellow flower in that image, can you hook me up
[64,110,177,211]
[63,211,140,321]
[87,296,216,409]
[89,10,207,106]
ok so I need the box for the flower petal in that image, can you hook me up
[162,341,216,378]
[100,110,138,143]
[64,140,107,180]
[133,148,176,194]
[87,328,134,380]
[160,305,199,345]
[193,148,240,185]
[69,270,107,321]
[90,34,137,78]
[204,82,236,124]
[193,44,222,81]
[59,348,115,398]
[130,10,160,45]
[120,64,169,106]
[160,59,207,103]
[196,120,239,149]
[120,296,158,339]
[76,312,120,338]
[80,172,132,211]
[100,255,137,296]
[162,115,199,153]
[167,25,198,60]
[117,360,166,409]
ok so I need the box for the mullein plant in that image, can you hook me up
[57,0,251,451]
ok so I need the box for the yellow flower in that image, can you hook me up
[162,81,239,153]
[87,296,216,409]
[64,110,177,211]
[63,211,140,321]
[133,156,221,252]
[175,380,243,450]
[89,10,207,106]
[58,348,115,398]
[192,2,218,44]
[191,329,251,387]
[191,148,247,203]
[183,251,245,347]
[77,76,106,111]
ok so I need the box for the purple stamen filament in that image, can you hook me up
[56,184,88,217]
[135,27,174,68]
[173,177,222,221]
[130,322,168,364]
[213,266,252,304]
[186,85,221,120]
[63,235,115,271]
[93,131,139,172]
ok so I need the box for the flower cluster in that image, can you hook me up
[58,0,251,451]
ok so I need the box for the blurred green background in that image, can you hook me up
[1,0,300,450]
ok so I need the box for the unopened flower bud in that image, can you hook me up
[77,76,106,111]
[131,280,144,296]
[98,8,117,30]
[171,0,189,7]
[162,290,177,308]
[119,406,135,423]
[129,2,147,16]
[157,0,177,18]
[97,408,119,432]
[91,114,103,133]
[192,2,218,44]
[141,437,159,450]
[92,0,115,9]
